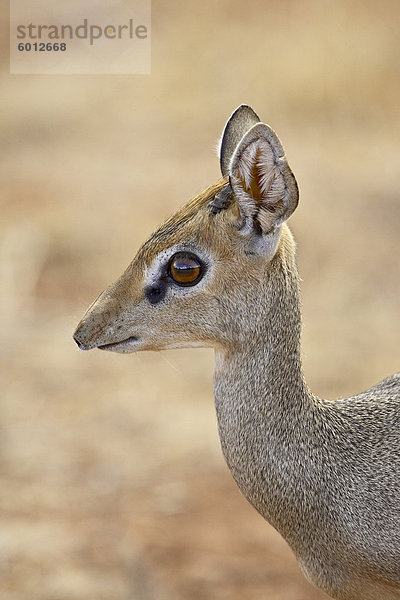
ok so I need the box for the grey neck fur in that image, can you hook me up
[214,249,313,537]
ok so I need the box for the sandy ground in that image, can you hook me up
[1,1,400,598]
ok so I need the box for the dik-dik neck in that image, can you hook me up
[214,241,312,419]
[213,244,318,532]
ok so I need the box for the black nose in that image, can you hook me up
[73,332,89,351]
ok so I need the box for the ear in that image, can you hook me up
[229,123,298,235]
[219,105,260,177]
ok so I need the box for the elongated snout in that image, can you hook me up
[73,331,90,350]
[73,320,101,351]
[73,291,116,350]
[73,251,152,353]
[73,282,140,352]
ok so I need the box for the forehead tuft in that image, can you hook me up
[137,178,228,263]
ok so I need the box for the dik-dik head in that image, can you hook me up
[74,105,299,353]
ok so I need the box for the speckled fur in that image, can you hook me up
[74,107,400,600]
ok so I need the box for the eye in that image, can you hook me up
[168,252,203,286]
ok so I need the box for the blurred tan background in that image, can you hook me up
[1,1,400,599]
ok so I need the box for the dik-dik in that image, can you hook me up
[74,106,400,600]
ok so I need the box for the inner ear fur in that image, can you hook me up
[219,105,260,177]
[229,123,298,234]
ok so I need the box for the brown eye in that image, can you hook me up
[169,252,203,286]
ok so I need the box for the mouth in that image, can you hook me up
[98,336,140,353]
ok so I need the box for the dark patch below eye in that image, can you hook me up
[145,280,167,305]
